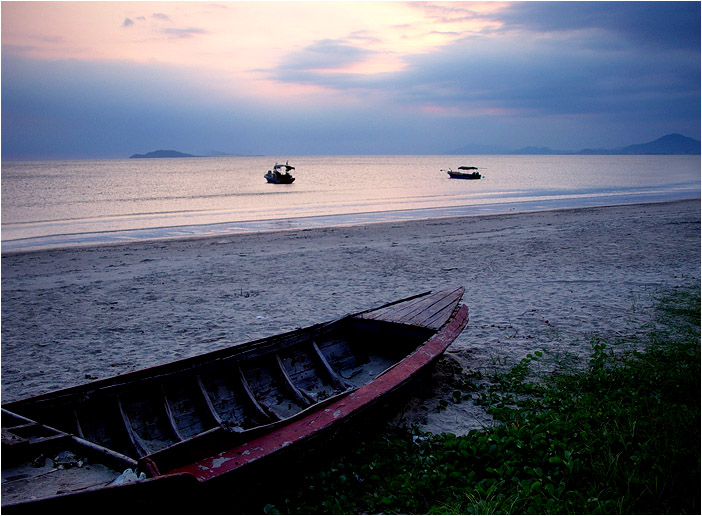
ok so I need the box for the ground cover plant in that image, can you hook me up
[263,286,700,514]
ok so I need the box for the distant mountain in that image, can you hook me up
[509,146,567,155]
[129,150,198,159]
[579,134,700,155]
[445,143,511,155]
[447,134,700,155]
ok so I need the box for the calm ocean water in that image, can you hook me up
[2,155,700,251]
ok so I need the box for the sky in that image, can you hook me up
[1,1,700,160]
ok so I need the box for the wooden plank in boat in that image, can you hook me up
[404,289,464,329]
[422,301,462,330]
[358,291,452,326]
[358,290,447,322]
[357,288,463,329]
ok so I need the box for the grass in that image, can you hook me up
[262,286,700,514]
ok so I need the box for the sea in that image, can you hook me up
[2,155,700,252]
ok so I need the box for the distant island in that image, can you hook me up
[129,150,198,159]
[448,134,701,155]
[577,134,700,155]
[130,134,700,158]
[128,150,263,158]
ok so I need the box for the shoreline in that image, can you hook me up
[2,199,700,434]
[2,194,700,254]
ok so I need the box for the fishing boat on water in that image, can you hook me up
[445,166,482,179]
[264,162,295,184]
[2,287,468,512]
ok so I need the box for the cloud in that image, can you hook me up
[161,27,208,39]
[411,2,501,34]
[414,2,483,24]
[120,11,203,39]
[495,1,700,51]
[400,32,699,120]
[346,31,383,45]
[277,39,375,73]
[0,53,448,158]
[261,2,699,126]
[264,39,382,88]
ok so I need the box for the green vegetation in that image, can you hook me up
[264,287,700,514]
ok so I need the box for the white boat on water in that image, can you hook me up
[444,166,481,179]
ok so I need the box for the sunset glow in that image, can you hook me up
[2,1,699,159]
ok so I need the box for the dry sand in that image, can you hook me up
[2,200,699,435]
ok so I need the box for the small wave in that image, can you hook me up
[3,190,699,253]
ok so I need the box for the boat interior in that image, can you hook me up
[3,316,434,471]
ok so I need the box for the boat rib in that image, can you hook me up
[312,340,351,391]
[195,375,225,426]
[161,385,185,442]
[276,354,314,406]
[237,366,278,422]
[117,397,151,457]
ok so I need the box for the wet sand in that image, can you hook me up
[2,199,699,434]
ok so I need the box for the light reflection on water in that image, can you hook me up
[2,155,699,251]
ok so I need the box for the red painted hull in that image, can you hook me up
[2,288,468,512]
[173,303,468,482]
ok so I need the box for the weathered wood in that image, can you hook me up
[358,289,454,322]
[73,409,85,440]
[405,289,464,329]
[163,379,218,439]
[161,385,185,443]
[423,301,460,330]
[196,375,224,426]
[3,287,468,511]
[171,303,469,483]
[275,354,313,407]
[312,340,352,391]
[117,397,150,457]
[238,367,278,422]
[359,287,463,328]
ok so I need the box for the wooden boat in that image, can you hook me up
[446,166,481,179]
[2,287,468,512]
[264,162,295,184]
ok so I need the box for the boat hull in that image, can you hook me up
[2,288,468,512]
[448,172,481,179]
[264,175,295,184]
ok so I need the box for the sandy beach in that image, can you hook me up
[2,199,699,435]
